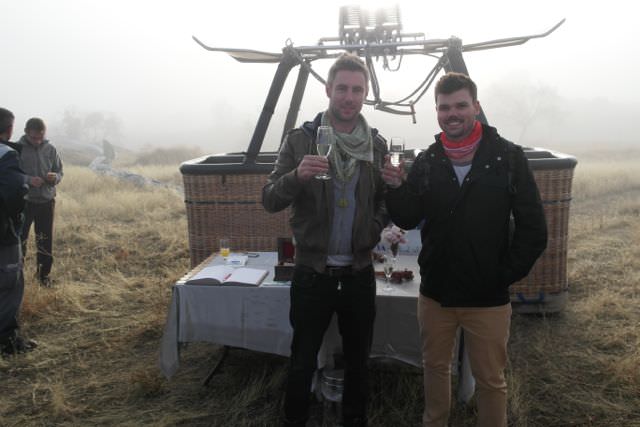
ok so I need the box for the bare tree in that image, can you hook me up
[58,109,123,145]
[484,76,565,146]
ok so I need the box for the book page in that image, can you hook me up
[186,265,234,285]
[224,267,268,286]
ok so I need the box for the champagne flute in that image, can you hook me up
[219,238,230,259]
[390,241,399,263]
[389,243,399,292]
[315,126,333,180]
[389,137,405,167]
[382,255,394,292]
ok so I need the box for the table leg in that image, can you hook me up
[202,345,230,386]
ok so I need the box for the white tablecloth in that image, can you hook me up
[158,252,474,401]
[160,252,422,376]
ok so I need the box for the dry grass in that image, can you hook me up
[504,151,640,427]
[0,150,639,427]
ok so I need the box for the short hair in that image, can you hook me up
[25,117,46,132]
[434,72,478,102]
[327,53,370,87]
[0,108,15,135]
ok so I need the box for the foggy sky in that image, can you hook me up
[3,0,639,155]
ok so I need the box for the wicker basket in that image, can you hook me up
[181,153,291,268]
[181,148,577,312]
[509,149,577,312]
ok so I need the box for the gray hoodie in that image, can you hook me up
[17,136,63,203]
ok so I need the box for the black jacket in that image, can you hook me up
[0,140,22,153]
[386,125,547,307]
[0,143,27,246]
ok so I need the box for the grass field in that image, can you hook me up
[0,149,638,426]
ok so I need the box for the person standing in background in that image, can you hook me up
[0,107,36,356]
[18,118,63,287]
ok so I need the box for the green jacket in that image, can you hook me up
[262,114,388,273]
[17,136,63,203]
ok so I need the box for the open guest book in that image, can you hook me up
[185,264,268,286]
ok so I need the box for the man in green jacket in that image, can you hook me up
[18,118,63,287]
[263,53,388,427]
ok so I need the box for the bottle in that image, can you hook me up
[321,368,344,427]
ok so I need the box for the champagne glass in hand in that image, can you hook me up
[315,126,333,180]
[389,137,405,167]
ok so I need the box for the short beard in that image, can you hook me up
[329,105,358,125]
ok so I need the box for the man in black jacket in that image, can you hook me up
[0,107,35,356]
[382,73,547,427]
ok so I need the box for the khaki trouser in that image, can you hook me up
[417,295,512,427]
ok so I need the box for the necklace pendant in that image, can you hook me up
[338,198,348,208]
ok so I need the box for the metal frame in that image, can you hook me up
[192,19,565,165]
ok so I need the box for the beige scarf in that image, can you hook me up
[321,111,373,182]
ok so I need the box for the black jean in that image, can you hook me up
[21,199,55,280]
[0,243,24,340]
[283,265,376,427]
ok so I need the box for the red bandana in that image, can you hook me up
[440,121,482,165]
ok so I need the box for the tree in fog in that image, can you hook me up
[59,109,123,145]
[483,75,564,146]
